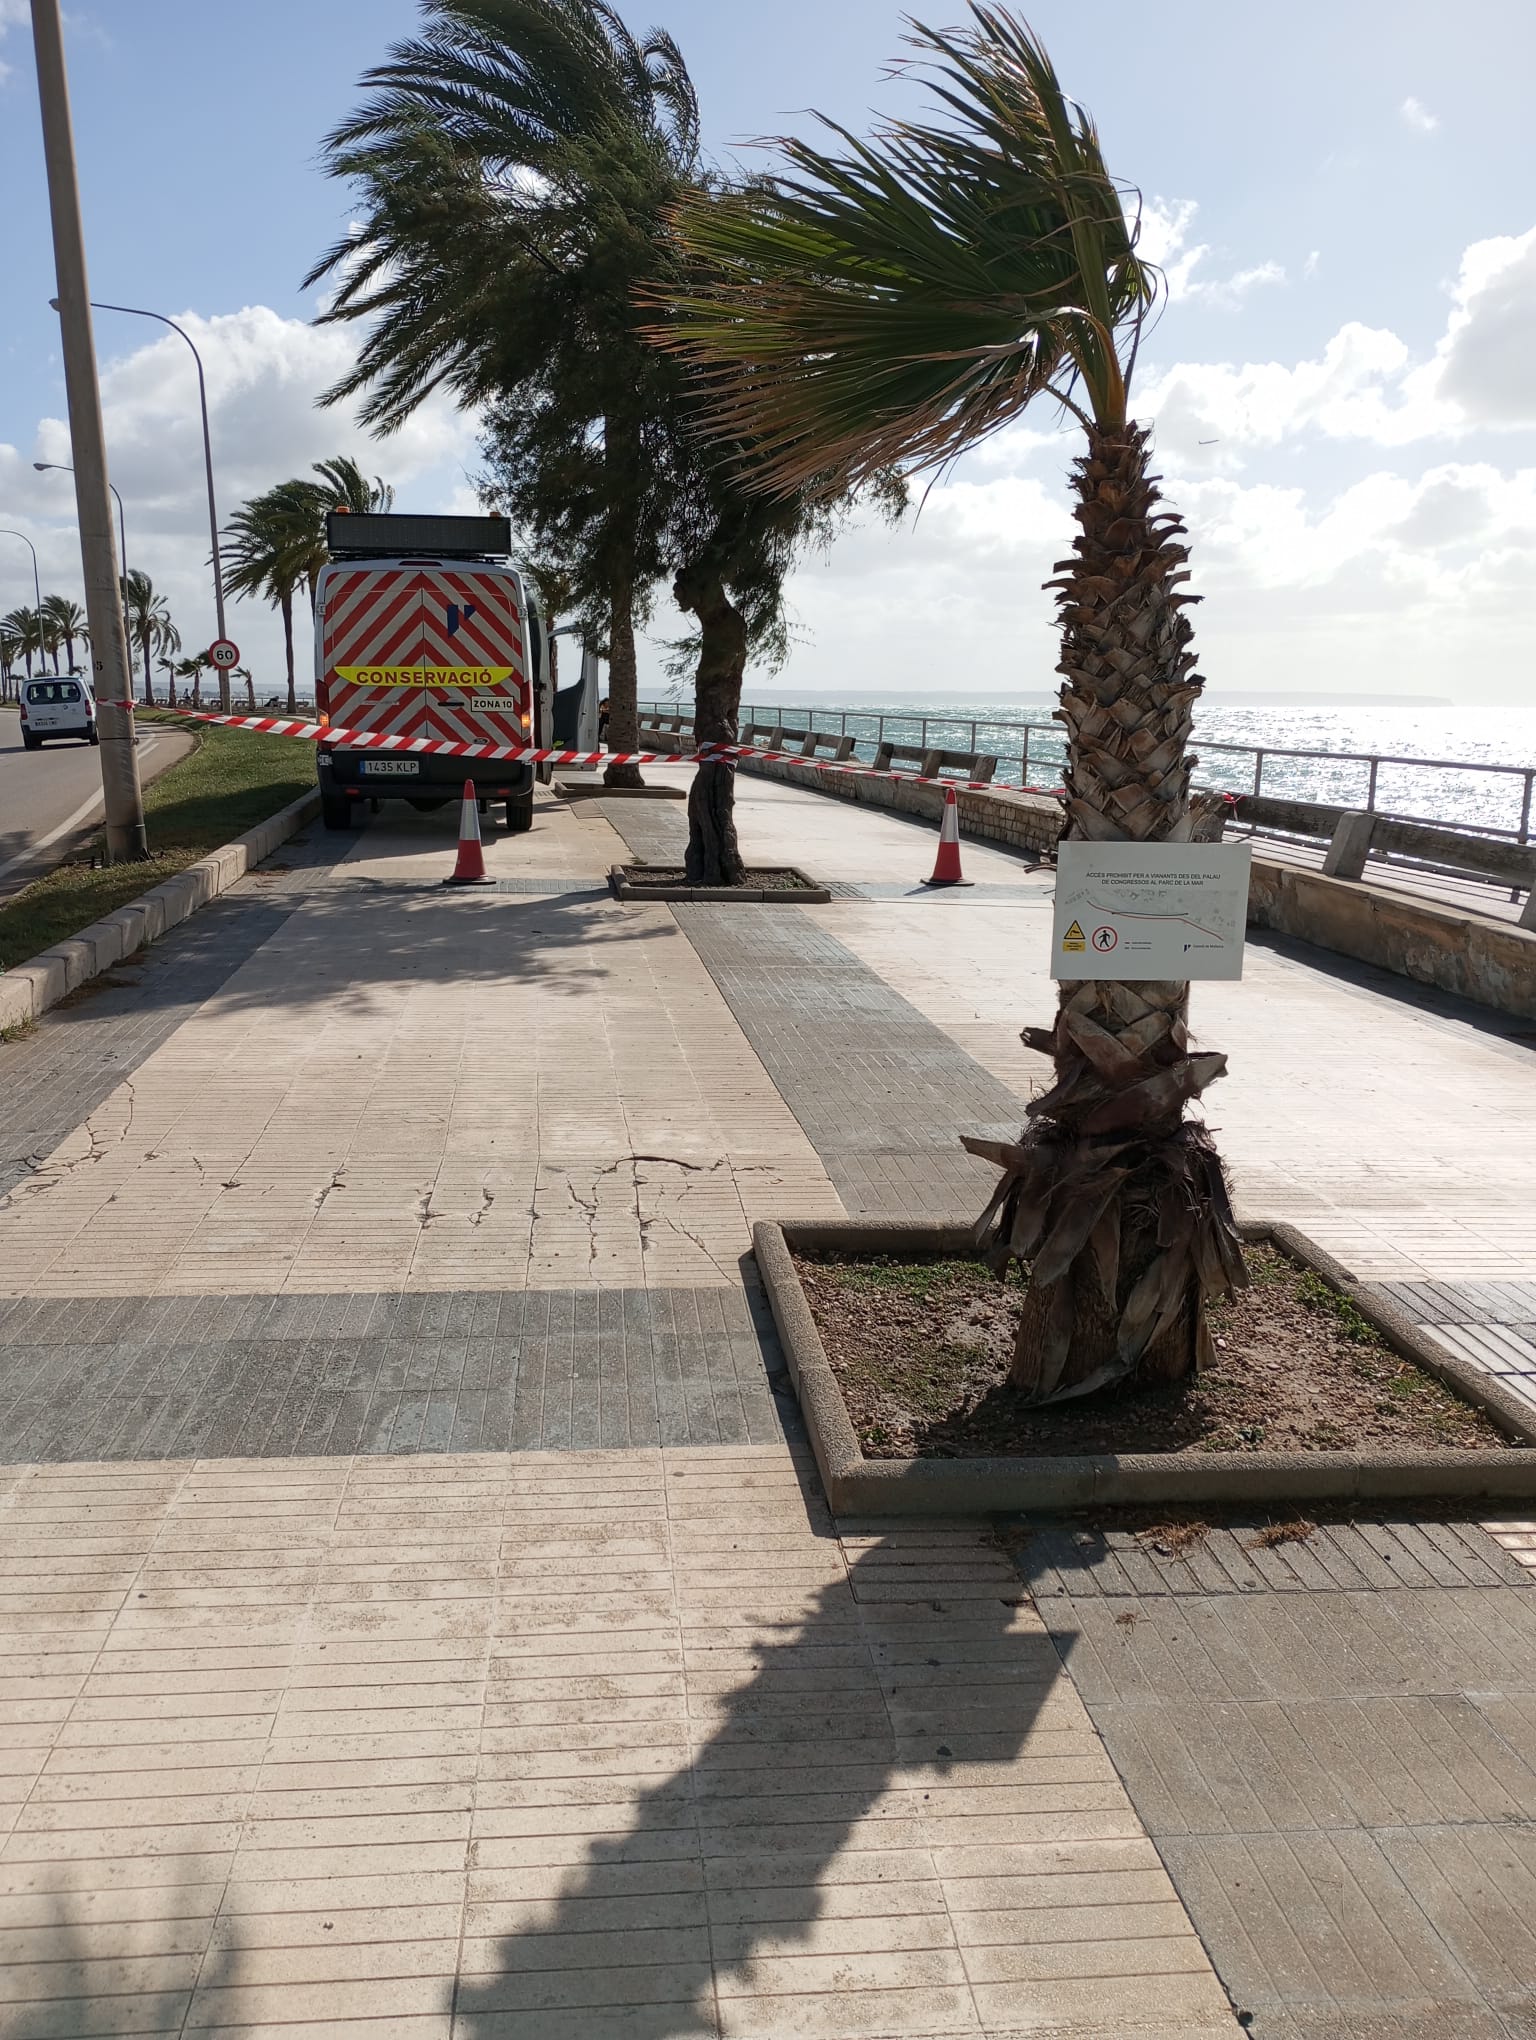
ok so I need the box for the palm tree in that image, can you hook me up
[40,595,88,673]
[286,457,395,614]
[156,652,179,708]
[5,607,46,682]
[0,617,19,701]
[233,663,257,711]
[306,0,700,787]
[223,486,308,711]
[34,603,63,674]
[658,7,1244,1399]
[120,571,180,706]
[171,651,210,709]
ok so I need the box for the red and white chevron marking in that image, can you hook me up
[121,706,1065,796]
[319,564,529,749]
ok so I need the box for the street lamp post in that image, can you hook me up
[34,463,126,581]
[86,299,229,710]
[0,529,43,609]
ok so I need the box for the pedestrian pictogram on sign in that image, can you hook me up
[1061,919,1086,952]
[208,638,240,670]
[1092,925,1118,951]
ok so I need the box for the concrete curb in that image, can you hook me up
[0,790,320,1034]
[608,864,831,904]
[752,1215,1536,1513]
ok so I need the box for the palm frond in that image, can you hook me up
[647,4,1156,494]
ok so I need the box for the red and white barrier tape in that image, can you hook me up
[107,705,1064,798]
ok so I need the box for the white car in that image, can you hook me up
[20,674,98,749]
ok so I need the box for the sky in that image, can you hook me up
[2,0,1536,708]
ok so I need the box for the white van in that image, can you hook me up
[20,675,97,749]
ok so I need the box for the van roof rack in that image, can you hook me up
[326,511,512,559]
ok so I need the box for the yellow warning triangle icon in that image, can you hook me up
[1063,920,1085,941]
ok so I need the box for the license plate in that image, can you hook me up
[362,757,420,777]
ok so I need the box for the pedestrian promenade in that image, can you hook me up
[2,767,1533,2036]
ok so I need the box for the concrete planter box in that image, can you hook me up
[557,780,685,800]
[752,1215,1536,1513]
[609,865,831,904]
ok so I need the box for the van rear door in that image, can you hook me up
[319,561,529,752]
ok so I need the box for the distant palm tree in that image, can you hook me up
[233,663,257,711]
[290,457,395,612]
[4,606,44,681]
[34,604,63,674]
[120,572,181,706]
[39,594,88,673]
[156,652,179,708]
[2,613,28,691]
[171,652,210,709]
[223,485,312,712]
[0,617,19,700]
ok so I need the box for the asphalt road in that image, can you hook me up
[0,709,195,898]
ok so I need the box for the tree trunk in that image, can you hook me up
[245,672,256,712]
[676,563,747,885]
[281,590,296,713]
[603,559,644,790]
[977,422,1242,1404]
[141,630,153,706]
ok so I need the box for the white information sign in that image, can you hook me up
[1052,841,1252,982]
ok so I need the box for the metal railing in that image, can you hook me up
[642,699,1536,847]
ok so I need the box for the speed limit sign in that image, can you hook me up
[208,638,240,669]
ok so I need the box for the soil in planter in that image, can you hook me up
[790,1243,1510,1458]
[618,865,818,892]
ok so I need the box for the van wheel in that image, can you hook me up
[321,790,355,831]
[506,798,534,835]
[87,725,99,746]
[23,732,40,751]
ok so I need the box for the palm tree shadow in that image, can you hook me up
[454,1492,1064,2039]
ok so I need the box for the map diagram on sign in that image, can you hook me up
[1051,842,1253,982]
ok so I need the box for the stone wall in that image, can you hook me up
[1246,858,1536,1022]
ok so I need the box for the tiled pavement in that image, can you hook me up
[815,888,1536,1281]
[1010,1517,1536,2039]
[3,763,1536,2034]
[0,797,841,1299]
[1371,1281,1536,1422]
[673,907,1020,1219]
[0,1449,1239,2038]
[0,1288,793,1464]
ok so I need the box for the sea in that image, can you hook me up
[715,693,1536,839]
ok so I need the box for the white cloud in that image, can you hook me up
[2,306,479,691]
[680,455,1536,708]
[1400,96,1440,134]
[1137,223,1536,462]
[1135,197,1286,310]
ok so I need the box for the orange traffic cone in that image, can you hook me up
[443,779,490,885]
[923,785,973,887]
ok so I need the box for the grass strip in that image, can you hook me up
[0,716,313,971]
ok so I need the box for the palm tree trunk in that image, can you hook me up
[676,563,747,885]
[281,590,296,713]
[602,559,645,791]
[141,630,153,707]
[978,424,1243,1404]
